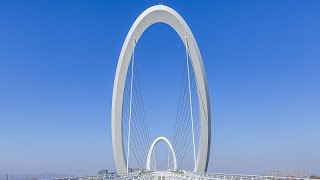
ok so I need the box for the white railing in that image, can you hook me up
[42,171,310,180]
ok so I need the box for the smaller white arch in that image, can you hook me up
[146,137,177,171]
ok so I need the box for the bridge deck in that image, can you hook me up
[49,171,309,180]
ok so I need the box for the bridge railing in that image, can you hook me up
[169,171,309,180]
[42,171,310,180]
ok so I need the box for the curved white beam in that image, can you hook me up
[146,137,177,171]
[111,4,211,173]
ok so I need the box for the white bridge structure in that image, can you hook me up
[111,4,210,176]
[146,137,177,171]
[106,4,308,180]
[42,4,310,180]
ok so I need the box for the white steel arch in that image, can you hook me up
[111,5,211,173]
[146,137,177,171]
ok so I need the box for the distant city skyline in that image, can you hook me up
[0,0,319,176]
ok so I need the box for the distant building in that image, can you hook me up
[267,171,310,178]
[96,170,108,176]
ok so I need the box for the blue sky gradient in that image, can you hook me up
[0,0,319,176]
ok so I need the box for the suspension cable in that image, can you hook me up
[132,84,150,158]
[175,81,197,166]
[178,101,200,169]
[122,120,143,168]
[173,68,193,162]
[172,62,186,167]
[132,72,150,154]
[123,84,145,168]
[123,99,147,167]
[174,73,195,159]
[135,67,151,145]
[172,46,197,170]
[123,63,150,165]
[185,37,197,171]
[126,38,136,173]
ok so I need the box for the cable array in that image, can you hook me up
[122,48,151,172]
[172,42,203,171]
[121,39,206,172]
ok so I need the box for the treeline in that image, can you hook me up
[310,175,320,179]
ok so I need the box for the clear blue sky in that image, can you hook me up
[0,0,319,176]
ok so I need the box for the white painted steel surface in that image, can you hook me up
[146,137,177,171]
[112,5,211,173]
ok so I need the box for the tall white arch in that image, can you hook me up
[146,137,177,171]
[111,5,211,173]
